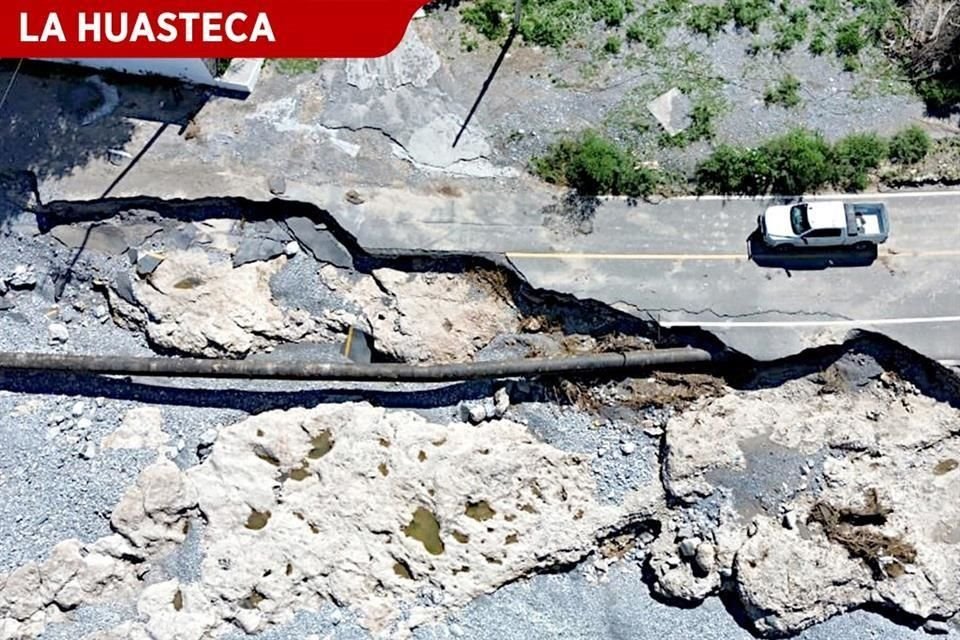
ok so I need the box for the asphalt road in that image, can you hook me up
[318,187,960,361]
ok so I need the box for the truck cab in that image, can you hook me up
[758,201,890,250]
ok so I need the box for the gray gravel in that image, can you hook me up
[413,562,934,640]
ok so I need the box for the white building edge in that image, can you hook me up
[32,58,264,94]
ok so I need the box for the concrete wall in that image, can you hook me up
[33,58,263,94]
[48,58,218,85]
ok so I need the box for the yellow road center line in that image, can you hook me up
[506,250,960,261]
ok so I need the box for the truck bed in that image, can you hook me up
[844,203,888,239]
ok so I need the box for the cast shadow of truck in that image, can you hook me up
[747,230,879,271]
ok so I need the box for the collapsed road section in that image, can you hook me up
[0,189,957,639]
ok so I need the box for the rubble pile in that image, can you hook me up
[651,372,960,635]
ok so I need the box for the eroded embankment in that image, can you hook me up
[0,191,957,639]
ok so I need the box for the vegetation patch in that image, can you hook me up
[695,126,927,195]
[626,0,688,49]
[887,125,932,164]
[772,7,809,53]
[531,130,660,197]
[605,46,726,152]
[603,35,623,54]
[270,59,322,76]
[462,0,635,47]
[878,137,960,187]
[763,74,802,108]
[831,132,887,191]
[686,3,732,37]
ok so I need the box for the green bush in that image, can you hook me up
[531,131,659,196]
[888,125,931,164]
[695,144,772,194]
[764,75,802,108]
[661,95,726,148]
[625,0,687,49]
[626,19,661,47]
[462,0,512,40]
[590,0,632,26]
[916,76,960,112]
[834,21,865,57]
[726,0,772,32]
[760,128,832,194]
[604,35,623,54]
[809,0,841,18]
[463,0,639,47]
[686,4,732,36]
[808,27,829,55]
[831,132,887,191]
[271,59,321,75]
[772,8,808,52]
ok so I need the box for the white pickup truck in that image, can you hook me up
[758,201,890,250]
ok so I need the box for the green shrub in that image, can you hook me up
[590,0,633,26]
[916,76,960,112]
[626,0,687,49]
[726,0,772,32]
[695,144,772,194]
[463,0,639,48]
[604,35,623,54]
[462,0,512,40]
[626,13,668,48]
[888,125,931,164]
[271,59,321,75]
[772,8,808,52]
[759,128,833,194]
[531,131,659,196]
[661,96,725,148]
[808,27,829,55]
[686,4,732,36]
[834,21,865,57]
[831,132,887,191]
[764,75,802,108]
[809,0,841,18]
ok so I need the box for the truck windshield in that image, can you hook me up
[790,205,810,235]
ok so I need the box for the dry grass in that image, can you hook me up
[619,372,727,412]
[808,488,916,579]
[465,267,514,306]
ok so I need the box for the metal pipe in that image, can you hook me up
[0,349,713,382]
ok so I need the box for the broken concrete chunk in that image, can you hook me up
[493,388,510,417]
[647,87,692,136]
[678,537,699,558]
[694,542,717,574]
[282,217,353,268]
[111,460,197,551]
[109,250,322,358]
[135,253,164,277]
[47,323,69,345]
[232,238,286,267]
[112,271,137,306]
[102,407,169,451]
[267,175,287,196]
[7,264,36,290]
[923,620,951,635]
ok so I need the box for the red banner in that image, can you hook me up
[1,0,431,58]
